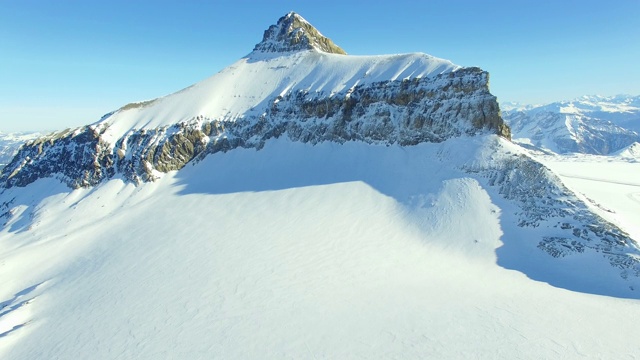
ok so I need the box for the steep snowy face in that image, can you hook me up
[253,12,346,54]
[503,95,640,154]
[0,13,509,189]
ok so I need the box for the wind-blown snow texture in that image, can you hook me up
[1,12,639,359]
[1,137,640,359]
[503,94,640,154]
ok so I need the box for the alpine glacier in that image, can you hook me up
[1,12,639,359]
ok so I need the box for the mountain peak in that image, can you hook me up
[253,12,347,55]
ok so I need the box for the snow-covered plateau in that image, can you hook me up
[1,12,639,359]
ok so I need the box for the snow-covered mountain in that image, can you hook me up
[2,12,508,189]
[0,132,41,170]
[503,94,640,154]
[1,12,639,359]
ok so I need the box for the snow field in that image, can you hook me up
[536,153,640,241]
[1,138,639,359]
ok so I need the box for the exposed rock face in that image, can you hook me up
[253,12,346,54]
[466,149,639,279]
[1,67,508,188]
[2,127,114,188]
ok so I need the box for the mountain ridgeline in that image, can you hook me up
[0,12,509,189]
[503,95,640,155]
[0,131,40,170]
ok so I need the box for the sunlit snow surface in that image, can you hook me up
[1,136,639,359]
[535,148,640,242]
[96,50,459,145]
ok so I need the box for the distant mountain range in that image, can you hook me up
[502,95,640,154]
[0,131,40,169]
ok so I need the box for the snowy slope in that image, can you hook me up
[1,136,639,359]
[503,94,640,154]
[97,50,459,145]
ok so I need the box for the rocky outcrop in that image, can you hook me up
[464,147,640,279]
[1,67,508,188]
[253,12,346,54]
[1,127,114,188]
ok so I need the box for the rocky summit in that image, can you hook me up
[253,12,347,54]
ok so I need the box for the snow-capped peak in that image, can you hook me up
[2,11,508,189]
[252,12,346,55]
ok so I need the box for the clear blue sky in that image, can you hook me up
[1,0,639,132]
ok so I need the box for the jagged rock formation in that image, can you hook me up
[253,12,346,54]
[0,13,508,188]
[2,127,114,188]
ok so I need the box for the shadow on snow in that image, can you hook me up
[172,140,639,300]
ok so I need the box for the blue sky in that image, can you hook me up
[1,0,639,132]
